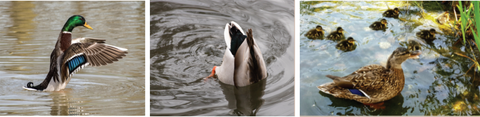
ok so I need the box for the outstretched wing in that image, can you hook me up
[60,42,128,82]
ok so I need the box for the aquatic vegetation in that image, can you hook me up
[456,1,480,72]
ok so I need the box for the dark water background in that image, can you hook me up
[300,1,480,116]
[150,0,294,116]
[0,1,145,115]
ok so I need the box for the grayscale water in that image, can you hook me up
[150,0,294,116]
[300,1,480,116]
[0,1,145,115]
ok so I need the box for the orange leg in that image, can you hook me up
[203,66,217,82]
[364,102,385,109]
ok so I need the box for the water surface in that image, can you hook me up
[0,1,145,115]
[150,0,294,116]
[300,1,480,116]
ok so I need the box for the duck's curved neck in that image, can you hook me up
[62,20,78,32]
[389,67,405,94]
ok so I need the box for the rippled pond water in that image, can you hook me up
[0,1,145,115]
[300,1,480,116]
[150,0,294,116]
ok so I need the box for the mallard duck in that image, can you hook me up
[437,11,450,25]
[305,25,324,39]
[318,47,421,105]
[416,28,436,40]
[336,37,357,52]
[327,27,345,41]
[23,15,128,91]
[204,21,267,87]
[370,19,388,30]
[383,7,400,18]
[407,40,422,51]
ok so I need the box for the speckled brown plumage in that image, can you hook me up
[318,47,420,104]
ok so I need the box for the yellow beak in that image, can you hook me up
[84,22,93,30]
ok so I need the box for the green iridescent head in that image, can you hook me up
[62,15,93,32]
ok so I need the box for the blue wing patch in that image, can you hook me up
[66,55,87,74]
[349,89,366,97]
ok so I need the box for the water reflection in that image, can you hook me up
[220,79,266,116]
[48,89,91,115]
[319,92,411,115]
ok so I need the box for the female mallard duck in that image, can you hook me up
[416,28,436,40]
[370,19,388,30]
[336,37,357,52]
[327,27,345,41]
[318,47,421,105]
[23,15,128,91]
[437,11,450,25]
[305,25,324,39]
[383,7,400,18]
[204,21,267,87]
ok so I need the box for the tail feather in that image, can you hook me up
[247,29,263,83]
[325,75,341,80]
[326,75,354,89]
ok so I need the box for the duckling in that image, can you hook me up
[407,40,422,51]
[336,37,357,52]
[437,11,450,25]
[370,19,388,30]
[327,27,345,41]
[416,28,436,40]
[383,7,400,18]
[305,25,324,39]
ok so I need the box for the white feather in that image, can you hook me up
[104,44,128,51]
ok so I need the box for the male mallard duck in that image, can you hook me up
[318,47,421,105]
[336,37,357,52]
[437,11,450,25]
[416,28,436,40]
[370,19,388,30]
[204,21,267,87]
[23,15,128,91]
[327,27,345,41]
[305,25,324,39]
[383,7,400,18]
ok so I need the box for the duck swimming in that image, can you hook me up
[370,19,388,30]
[383,7,400,18]
[407,40,422,51]
[416,28,436,40]
[327,27,345,41]
[336,37,357,52]
[204,21,267,87]
[318,47,421,106]
[305,25,324,39]
[24,15,128,91]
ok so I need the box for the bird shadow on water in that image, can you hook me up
[318,91,411,115]
[219,79,266,116]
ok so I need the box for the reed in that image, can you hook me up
[457,1,480,71]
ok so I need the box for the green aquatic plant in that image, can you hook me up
[457,1,480,71]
